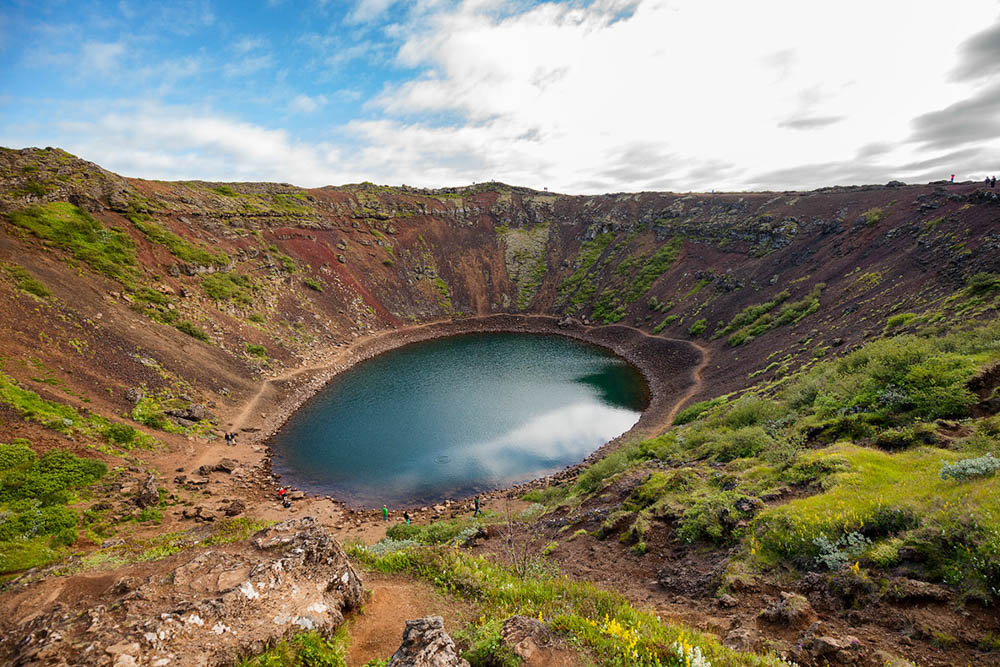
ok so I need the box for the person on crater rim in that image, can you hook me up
[382,504,389,521]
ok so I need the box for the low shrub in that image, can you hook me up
[886,312,918,330]
[872,422,937,450]
[940,453,1000,481]
[672,396,726,425]
[967,272,1000,295]
[574,448,633,494]
[677,491,759,545]
[245,344,267,358]
[0,442,107,573]
[385,518,477,545]
[175,320,209,341]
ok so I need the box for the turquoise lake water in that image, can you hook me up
[268,333,648,507]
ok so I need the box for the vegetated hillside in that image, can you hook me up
[0,146,999,666]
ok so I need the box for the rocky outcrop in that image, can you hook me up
[388,616,470,667]
[1,518,363,666]
[135,473,159,509]
[500,615,579,666]
[758,591,817,629]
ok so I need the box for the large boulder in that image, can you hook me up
[134,473,159,509]
[1,518,364,666]
[388,616,470,667]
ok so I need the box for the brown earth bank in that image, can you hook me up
[2,147,1000,665]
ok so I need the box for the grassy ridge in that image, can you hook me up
[527,322,1000,601]
[351,543,793,667]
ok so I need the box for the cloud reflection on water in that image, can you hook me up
[447,402,640,482]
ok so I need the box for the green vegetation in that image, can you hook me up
[621,237,684,304]
[557,233,615,307]
[175,320,209,341]
[351,544,791,666]
[497,222,549,310]
[21,181,55,196]
[130,392,212,436]
[577,237,685,323]
[270,247,299,273]
[8,202,137,284]
[1,262,50,297]
[859,207,885,226]
[239,628,348,667]
[0,440,107,573]
[591,289,627,323]
[201,271,255,304]
[652,314,679,334]
[722,285,823,346]
[886,312,918,330]
[853,271,883,289]
[303,277,324,292]
[713,290,790,340]
[213,185,238,197]
[0,367,154,449]
[71,517,274,574]
[527,323,1000,601]
[688,318,707,336]
[672,396,727,425]
[432,276,452,311]
[385,516,486,546]
[270,193,310,215]
[245,343,268,358]
[967,272,1000,295]
[131,218,229,266]
[203,517,274,546]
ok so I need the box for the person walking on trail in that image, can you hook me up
[403,511,411,525]
[473,496,481,517]
[382,504,389,521]
[992,176,997,188]
[951,174,955,183]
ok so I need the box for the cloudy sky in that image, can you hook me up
[2,0,999,193]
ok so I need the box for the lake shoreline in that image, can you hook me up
[231,314,704,508]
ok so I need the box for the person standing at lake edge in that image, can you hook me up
[382,504,389,521]
[473,496,480,517]
[403,511,410,525]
